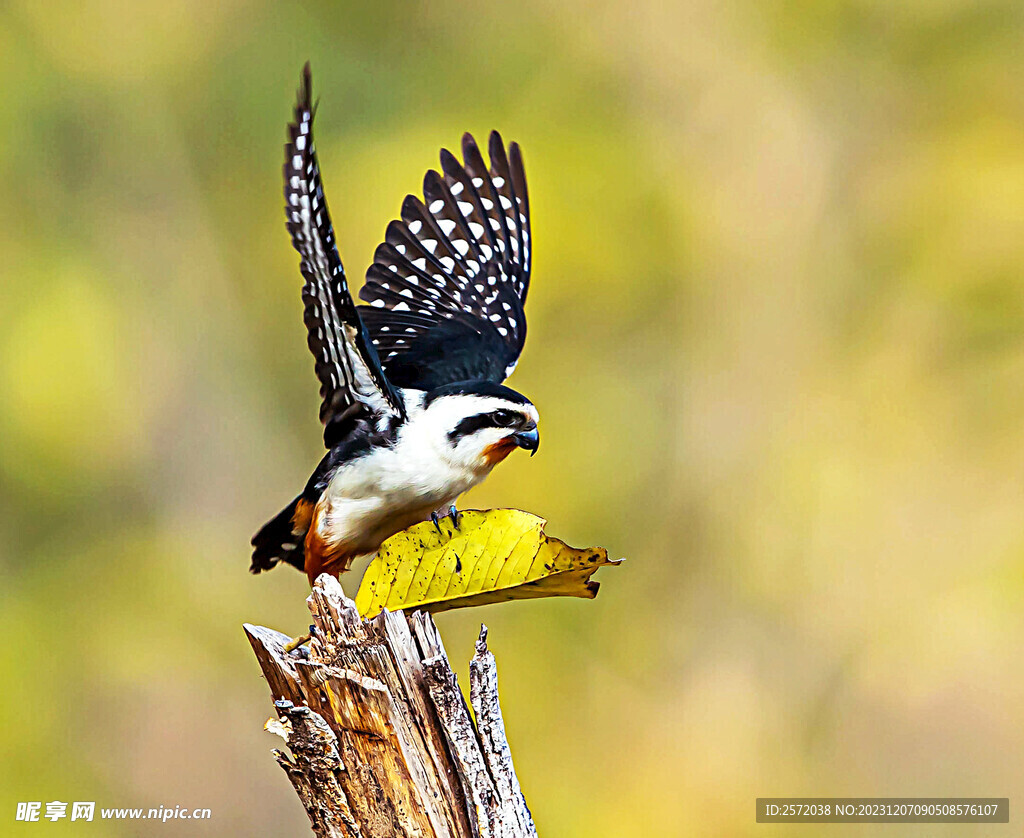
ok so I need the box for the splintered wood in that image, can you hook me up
[244,575,538,838]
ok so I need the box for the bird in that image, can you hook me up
[251,65,539,585]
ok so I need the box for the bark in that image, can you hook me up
[245,574,538,838]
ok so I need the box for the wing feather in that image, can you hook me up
[358,130,531,386]
[284,64,404,444]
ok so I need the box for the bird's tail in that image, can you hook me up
[250,495,309,574]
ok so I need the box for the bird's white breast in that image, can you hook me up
[315,392,494,554]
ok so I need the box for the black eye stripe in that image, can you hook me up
[448,410,524,444]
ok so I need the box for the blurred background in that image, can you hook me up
[2,0,1024,835]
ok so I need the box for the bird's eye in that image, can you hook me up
[492,410,519,428]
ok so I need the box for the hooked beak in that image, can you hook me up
[512,426,540,456]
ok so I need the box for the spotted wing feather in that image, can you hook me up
[284,64,405,445]
[358,131,531,386]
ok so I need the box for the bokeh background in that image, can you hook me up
[3,1,1024,835]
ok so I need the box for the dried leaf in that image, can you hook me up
[355,509,619,619]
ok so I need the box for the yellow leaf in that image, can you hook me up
[354,509,620,619]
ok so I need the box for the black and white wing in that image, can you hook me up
[284,65,405,446]
[357,131,532,390]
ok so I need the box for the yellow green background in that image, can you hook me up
[2,1,1023,835]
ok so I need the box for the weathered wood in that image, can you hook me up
[267,700,361,838]
[470,628,537,838]
[244,574,537,838]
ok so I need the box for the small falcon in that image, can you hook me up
[251,65,539,584]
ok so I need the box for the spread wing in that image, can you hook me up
[284,64,405,446]
[357,131,532,390]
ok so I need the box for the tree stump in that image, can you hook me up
[244,574,538,838]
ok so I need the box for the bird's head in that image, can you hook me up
[416,380,539,473]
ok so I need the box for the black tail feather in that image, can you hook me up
[251,496,306,574]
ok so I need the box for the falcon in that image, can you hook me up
[251,65,539,584]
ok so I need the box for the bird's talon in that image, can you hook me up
[447,505,461,529]
[431,511,444,535]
